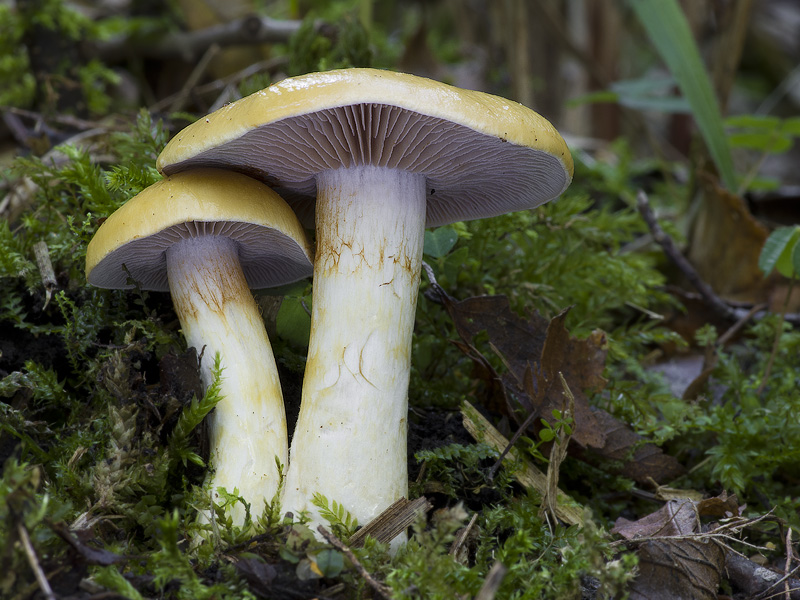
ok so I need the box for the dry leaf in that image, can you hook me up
[630,538,724,600]
[442,294,683,484]
[612,494,743,600]
[688,173,770,303]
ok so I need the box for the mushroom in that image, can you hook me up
[85,168,312,524]
[155,68,573,534]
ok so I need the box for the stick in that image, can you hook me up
[636,190,740,321]
[317,526,393,600]
[95,15,304,62]
[18,523,57,600]
[33,241,57,310]
[474,561,508,600]
[461,401,584,526]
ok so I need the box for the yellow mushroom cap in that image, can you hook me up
[157,68,573,228]
[85,169,312,292]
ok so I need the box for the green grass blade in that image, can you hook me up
[629,0,737,191]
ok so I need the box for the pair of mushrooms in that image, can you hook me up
[86,68,573,535]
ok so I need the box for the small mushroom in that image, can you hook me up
[156,69,573,535]
[85,169,312,523]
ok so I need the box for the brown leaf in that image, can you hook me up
[442,293,683,484]
[612,496,735,600]
[695,492,742,519]
[688,173,770,303]
[630,538,724,600]
[583,410,684,483]
[613,499,699,539]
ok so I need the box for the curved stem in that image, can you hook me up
[282,166,426,535]
[167,235,287,524]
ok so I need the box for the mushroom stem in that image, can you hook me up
[167,234,287,523]
[282,166,426,533]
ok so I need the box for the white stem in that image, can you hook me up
[282,166,426,535]
[167,235,287,524]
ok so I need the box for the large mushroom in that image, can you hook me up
[85,168,312,524]
[156,69,573,533]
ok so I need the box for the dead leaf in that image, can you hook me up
[695,492,742,519]
[612,493,743,600]
[613,500,699,539]
[441,293,683,484]
[688,173,770,303]
[630,538,724,600]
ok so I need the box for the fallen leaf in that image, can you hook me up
[441,293,683,484]
[613,500,698,539]
[612,493,743,600]
[631,538,724,600]
[688,173,770,303]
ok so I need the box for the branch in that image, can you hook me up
[317,525,393,600]
[94,15,304,62]
[637,190,800,326]
[636,190,740,321]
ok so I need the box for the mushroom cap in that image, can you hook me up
[156,68,573,228]
[86,169,313,292]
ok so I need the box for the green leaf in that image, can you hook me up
[758,226,800,277]
[424,226,459,258]
[728,132,792,154]
[276,296,311,348]
[315,549,344,578]
[610,77,691,113]
[781,116,800,136]
[725,114,781,130]
[629,0,736,190]
[794,241,800,278]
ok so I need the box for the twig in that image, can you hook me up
[149,56,287,113]
[95,15,304,62]
[539,373,574,524]
[421,260,454,305]
[717,302,767,346]
[33,241,57,310]
[461,401,584,526]
[636,190,740,321]
[1,106,112,132]
[348,496,431,548]
[18,522,57,600]
[486,403,537,482]
[317,525,393,600]
[474,561,508,600]
[786,528,793,600]
[168,43,222,113]
[449,513,478,562]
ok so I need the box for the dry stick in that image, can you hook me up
[461,401,584,526]
[317,526,393,600]
[18,523,57,600]
[636,190,740,321]
[149,56,288,113]
[753,562,800,600]
[168,43,222,113]
[95,15,303,62]
[786,528,794,600]
[539,373,574,525]
[348,496,432,548]
[449,513,479,561]
[637,189,800,326]
[33,241,57,310]
[474,561,508,600]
